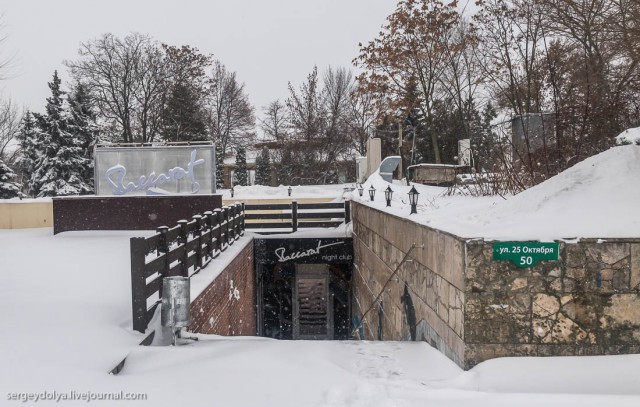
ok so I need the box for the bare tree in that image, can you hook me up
[207,60,255,154]
[0,98,21,162]
[66,33,168,143]
[346,86,377,156]
[259,100,288,141]
[354,0,465,163]
[0,16,15,81]
[286,66,325,142]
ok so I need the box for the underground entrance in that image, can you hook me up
[254,237,354,340]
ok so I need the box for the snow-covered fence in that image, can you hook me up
[244,201,350,233]
[130,203,245,333]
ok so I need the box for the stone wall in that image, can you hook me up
[351,201,640,369]
[465,238,640,367]
[188,241,256,336]
[351,202,466,367]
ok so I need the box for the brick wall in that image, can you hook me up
[188,240,256,336]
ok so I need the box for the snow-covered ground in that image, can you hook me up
[1,139,640,405]
[1,229,639,405]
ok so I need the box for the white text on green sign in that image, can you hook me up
[492,242,560,268]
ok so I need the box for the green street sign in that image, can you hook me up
[492,242,560,268]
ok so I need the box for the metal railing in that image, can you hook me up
[130,203,245,333]
[244,200,350,233]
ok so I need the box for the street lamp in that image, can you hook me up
[288,186,292,197]
[368,185,376,201]
[408,186,419,214]
[384,186,393,207]
[357,184,364,197]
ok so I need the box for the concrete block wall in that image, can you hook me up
[0,201,53,229]
[188,241,256,336]
[351,202,466,367]
[352,201,640,369]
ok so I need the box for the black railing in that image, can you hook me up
[130,203,245,333]
[244,200,350,233]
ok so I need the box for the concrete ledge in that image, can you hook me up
[0,200,53,229]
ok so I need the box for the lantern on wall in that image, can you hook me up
[408,186,419,214]
[288,186,292,197]
[384,186,393,207]
[357,184,364,197]
[368,185,376,201]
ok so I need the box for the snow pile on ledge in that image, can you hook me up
[616,126,640,144]
[430,144,640,240]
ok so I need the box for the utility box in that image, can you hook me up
[161,276,191,329]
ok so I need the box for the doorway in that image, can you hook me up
[294,265,333,339]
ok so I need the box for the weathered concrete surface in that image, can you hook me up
[351,202,640,369]
[352,202,466,367]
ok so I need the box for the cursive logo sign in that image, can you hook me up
[105,149,205,195]
[274,240,344,262]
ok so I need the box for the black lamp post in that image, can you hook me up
[288,186,292,196]
[408,186,419,214]
[230,186,234,198]
[368,185,376,201]
[384,186,393,207]
[357,184,364,197]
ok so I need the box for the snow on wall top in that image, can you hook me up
[356,143,640,241]
[434,144,640,240]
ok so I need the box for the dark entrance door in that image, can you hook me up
[255,237,353,340]
[293,265,333,340]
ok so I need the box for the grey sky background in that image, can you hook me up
[0,0,397,119]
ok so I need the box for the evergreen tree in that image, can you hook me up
[0,159,21,198]
[277,147,294,185]
[254,147,271,186]
[30,71,92,197]
[15,111,41,196]
[470,102,498,172]
[67,83,99,191]
[161,81,208,142]
[215,143,225,189]
[234,147,248,186]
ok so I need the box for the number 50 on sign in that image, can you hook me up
[492,242,560,268]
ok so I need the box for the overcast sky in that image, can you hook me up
[0,0,397,118]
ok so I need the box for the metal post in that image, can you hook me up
[291,200,298,232]
[156,225,169,294]
[223,207,229,248]
[192,215,203,269]
[228,205,235,245]
[130,237,148,333]
[177,220,189,277]
[213,209,222,255]
[204,211,214,258]
[344,200,351,224]
[240,202,246,234]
